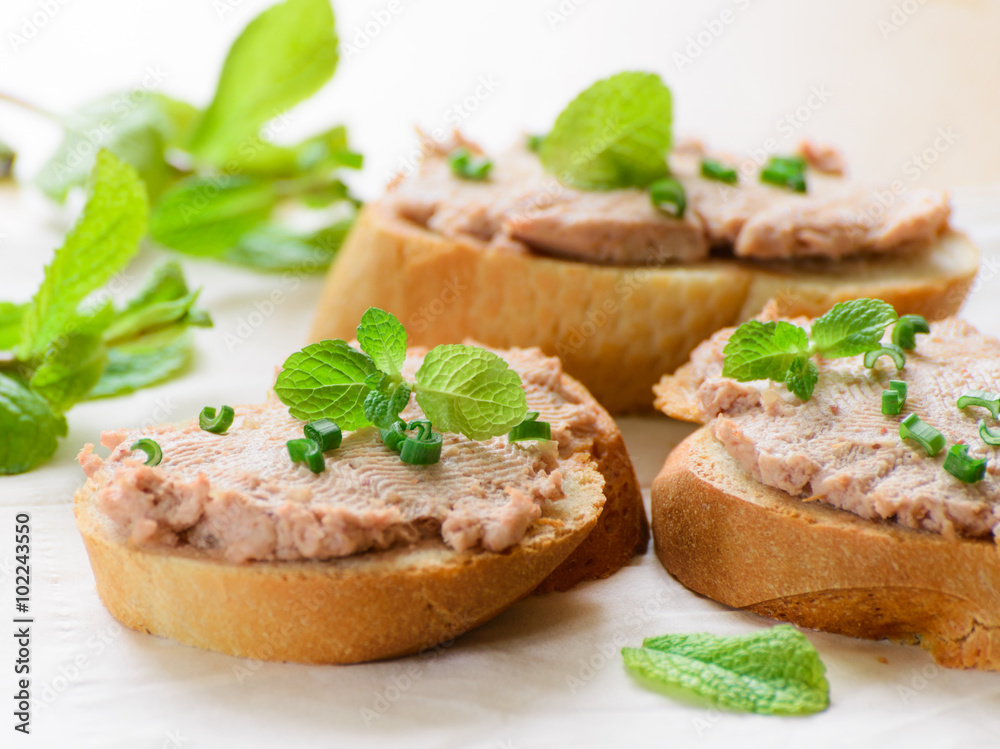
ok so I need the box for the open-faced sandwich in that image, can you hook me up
[74,309,645,664]
[310,72,978,413]
[652,300,1000,670]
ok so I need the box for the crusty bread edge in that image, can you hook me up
[651,427,1000,670]
[75,464,606,664]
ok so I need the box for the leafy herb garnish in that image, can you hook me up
[275,308,528,441]
[722,299,899,401]
[538,71,673,191]
[622,625,829,716]
[0,151,211,474]
[31,0,359,274]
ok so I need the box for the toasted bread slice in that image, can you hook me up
[311,204,978,413]
[652,427,1000,671]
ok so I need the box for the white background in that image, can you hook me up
[2,1,1000,747]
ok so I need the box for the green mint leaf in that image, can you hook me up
[29,332,108,413]
[187,0,338,163]
[414,345,527,440]
[0,303,25,351]
[0,372,68,475]
[539,71,672,190]
[810,298,898,358]
[783,357,819,401]
[220,218,351,273]
[102,289,207,344]
[363,378,412,430]
[224,125,360,177]
[118,260,190,312]
[274,339,376,429]
[357,307,407,377]
[149,175,277,257]
[722,320,809,383]
[88,327,192,399]
[623,626,829,716]
[20,150,148,359]
[37,93,196,203]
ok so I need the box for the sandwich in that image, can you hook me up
[309,71,978,413]
[74,310,645,664]
[652,300,1000,670]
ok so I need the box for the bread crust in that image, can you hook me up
[312,204,979,414]
[652,427,1000,670]
[76,465,606,664]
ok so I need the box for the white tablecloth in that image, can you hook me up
[3,1,1000,746]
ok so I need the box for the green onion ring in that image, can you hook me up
[700,158,739,185]
[979,420,1000,447]
[380,420,407,452]
[509,411,552,442]
[899,413,945,457]
[882,390,902,416]
[448,147,492,181]
[957,390,1000,420]
[199,405,235,434]
[400,420,443,465]
[892,314,930,351]
[304,419,342,451]
[864,343,906,370]
[649,177,687,219]
[943,443,987,484]
[130,439,162,467]
[287,438,325,473]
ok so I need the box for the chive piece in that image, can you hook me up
[864,343,906,370]
[287,438,324,473]
[448,147,493,181]
[700,158,739,185]
[527,134,545,152]
[899,413,945,457]
[380,419,407,452]
[759,155,808,193]
[882,390,902,416]
[943,444,987,484]
[889,380,908,400]
[509,411,552,442]
[892,314,930,351]
[957,390,1000,420]
[650,177,686,219]
[130,439,162,467]
[400,420,442,465]
[199,405,235,434]
[304,419,342,451]
[979,420,1000,447]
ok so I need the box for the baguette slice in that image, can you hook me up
[652,427,1000,671]
[76,460,606,665]
[311,204,978,413]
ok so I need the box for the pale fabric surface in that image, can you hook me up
[1,1,1000,747]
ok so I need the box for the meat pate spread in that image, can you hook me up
[78,348,606,563]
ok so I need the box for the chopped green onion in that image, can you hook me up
[508,411,552,442]
[380,419,407,452]
[864,343,906,370]
[888,380,908,399]
[527,134,545,152]
[304,419,342,451]
[892,314,930,350]
[760,155,807,193]
[649,177,686,219]
[700,158,738,185]
[287,438,325,473]
[943,444,987,484]
[882,390,902,416]
[957,389,1000,420]
[979,420,1000,447]
[400,420,442,465]
[899,413,945,457]
[448,147,492,181]
[199,405,235,434]
[130,439,162,466]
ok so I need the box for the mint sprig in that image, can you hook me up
[275,308,528,440]
[722,299,899,401]
[622,625,829,716]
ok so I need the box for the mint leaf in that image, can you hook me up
[29,332,107,413]
[221,218,352,272]
[102,289,207,344]
[20,150,148,359]
[623,626,829,716]
[0,373,67,475]
[357,307,407,378]
[89,327,192,399]
[0,303,25,351]
[810,298,898,358]
[539,71,672,190]
[187,0,338,163]
[149,175,277,257]
[784,357,819,401]
[37,93,196,203]
[225,125,360,177]
[414,345,527,440]
[274,339,376,429]
[118,259,190,312]
[722,320,809,383]
[363,377,412,429]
